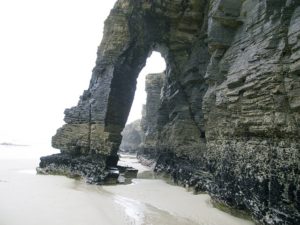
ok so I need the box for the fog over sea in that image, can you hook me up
[0,144,254,225]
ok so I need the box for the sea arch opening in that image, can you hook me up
[126,51,166,125]
[118,51,166,153]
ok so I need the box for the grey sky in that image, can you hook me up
[0,0,165,145]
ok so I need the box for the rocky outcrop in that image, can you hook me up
[139,72,165,159]
[38,153,107,183]
[119,119,144,153]
[40,0,300,224]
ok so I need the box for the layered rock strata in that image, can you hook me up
[139,72,165,159]
[40,0,300,224]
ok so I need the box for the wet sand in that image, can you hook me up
[0,146,254,225]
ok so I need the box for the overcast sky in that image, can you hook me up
[0,0,165,146]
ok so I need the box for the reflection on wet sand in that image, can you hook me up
[0,146,254,225]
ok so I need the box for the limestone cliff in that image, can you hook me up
[40,0,300,224]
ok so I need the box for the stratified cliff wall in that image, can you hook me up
[200,1,300,224]
[139,72,165,158]
[40,1,300,224]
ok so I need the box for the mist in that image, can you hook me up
[0,0,116,145]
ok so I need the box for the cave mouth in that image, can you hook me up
[126,51,166,125]
[119,51,166,153]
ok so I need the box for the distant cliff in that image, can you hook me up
[119,119,143,153]
[40,1,300,224]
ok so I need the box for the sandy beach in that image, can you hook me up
[0,145,254,225]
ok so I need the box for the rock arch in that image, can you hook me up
[51,0,207,164]
[40,1,300,223]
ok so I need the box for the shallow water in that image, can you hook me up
[0,145,254,225]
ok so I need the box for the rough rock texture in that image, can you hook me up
[139,72,165,159]
[38,153,107,183]
[119,119,144,153]
[41,0,300,224]
[201,1,300,224]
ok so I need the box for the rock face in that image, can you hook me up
[139,72,165,159]
[40,0,300,224]
[119,119,144,153]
